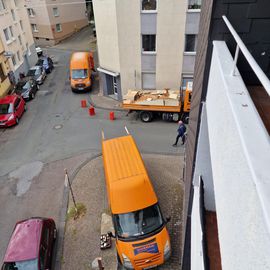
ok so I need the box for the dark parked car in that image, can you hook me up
[27,66,46,85]
[1,217,57,270]
[14,78,39,100]
[36,56,54,74]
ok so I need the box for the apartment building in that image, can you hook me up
[25,0,88,46]
[0,38,11,97]
[0,0,37,83]
[182,1,270,269]
[93,0,201,100]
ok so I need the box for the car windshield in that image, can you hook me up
[114,204,164,239]
[0,103,13,114]
[2,259,38,270]
[72,69,88,79]
[27,69,36,77]
[22,82,31,91]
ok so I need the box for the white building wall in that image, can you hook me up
[116,0,141,94]
[206,41,270,270]
[93,0,120,73]
[156,0,187,89]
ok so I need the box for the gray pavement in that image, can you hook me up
[63,154,184,270]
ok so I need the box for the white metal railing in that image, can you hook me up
[222,15,270,96]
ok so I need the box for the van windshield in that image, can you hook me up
[72,69,88,79]
[114,203,164,239]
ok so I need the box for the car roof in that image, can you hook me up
[30,66,40,70]
[4,218,44,262]
[0,95,18,104]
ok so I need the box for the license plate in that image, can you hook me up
[78,87,84,90]
[144,265,157,270]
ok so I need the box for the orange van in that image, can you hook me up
[70,52,94,92]
[102,135,171,270]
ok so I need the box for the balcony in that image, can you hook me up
[191,17,270,270]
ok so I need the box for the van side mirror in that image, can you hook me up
[166,216,171,224]
[107,231,115,238]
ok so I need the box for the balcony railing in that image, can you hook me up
[222,15,270,96]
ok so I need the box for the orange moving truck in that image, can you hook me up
[102,134,171,270]
[70,52,94,92]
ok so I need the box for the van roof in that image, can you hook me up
[102,135,158,214]
[4,218,43,262]
[70,52,91,69]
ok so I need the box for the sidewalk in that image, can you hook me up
[62,154,184,270]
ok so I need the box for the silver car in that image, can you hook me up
[27,66,46,85]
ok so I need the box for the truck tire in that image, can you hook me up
[140,111,153,122]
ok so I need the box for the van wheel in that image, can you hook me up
[140,111,153,122]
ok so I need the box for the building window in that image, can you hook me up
[181,76,193,90]
[31,24,38,32]
[18,35,22,45]
[19,20,23,31]
[141,0,156,11]
[27,8,35,17]
[188,0,201,9]
[11,55,16,66]
[17,51,20,62]
[0,64,7,82]
[56,23,62,32]
[3,28,10,41]
[0,0,6,11]
[142,35,156,52]
[185,34,197,52]
[53,7,59,17]
[9,26,14,38]
[11,9,16,21]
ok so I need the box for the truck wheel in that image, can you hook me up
[140,111,153,122]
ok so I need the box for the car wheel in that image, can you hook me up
[24,104,27,112]
[16,117,19,125]
[31,92,35,100]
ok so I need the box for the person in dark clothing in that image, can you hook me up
[172,120,186,146]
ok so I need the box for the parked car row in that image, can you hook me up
[0,54,54,128]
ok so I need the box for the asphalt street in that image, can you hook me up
[0,26,183,262]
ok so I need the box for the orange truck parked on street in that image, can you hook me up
[102,134,171,270]
[69,52,94,92]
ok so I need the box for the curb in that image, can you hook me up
[55,153,102,270]
[87,94,125,112]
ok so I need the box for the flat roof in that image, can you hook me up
[4,218,43,262]
[102,135,157,214]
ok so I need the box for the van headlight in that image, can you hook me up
[122,253,133,269]
[164,240,171,260]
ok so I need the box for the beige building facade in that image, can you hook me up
[0,0,37,83]
[0,38,11,97]
[25,0,88,46]
[93,0,201,100]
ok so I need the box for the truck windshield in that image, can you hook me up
[2,259,38,270]
[114,203,164,239]
[72,69,88,79]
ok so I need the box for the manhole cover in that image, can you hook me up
[54,124,63,130]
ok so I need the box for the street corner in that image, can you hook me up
[62,154,184,270]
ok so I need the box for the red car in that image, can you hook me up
[0,95,26,127]
[1,217,57,270]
